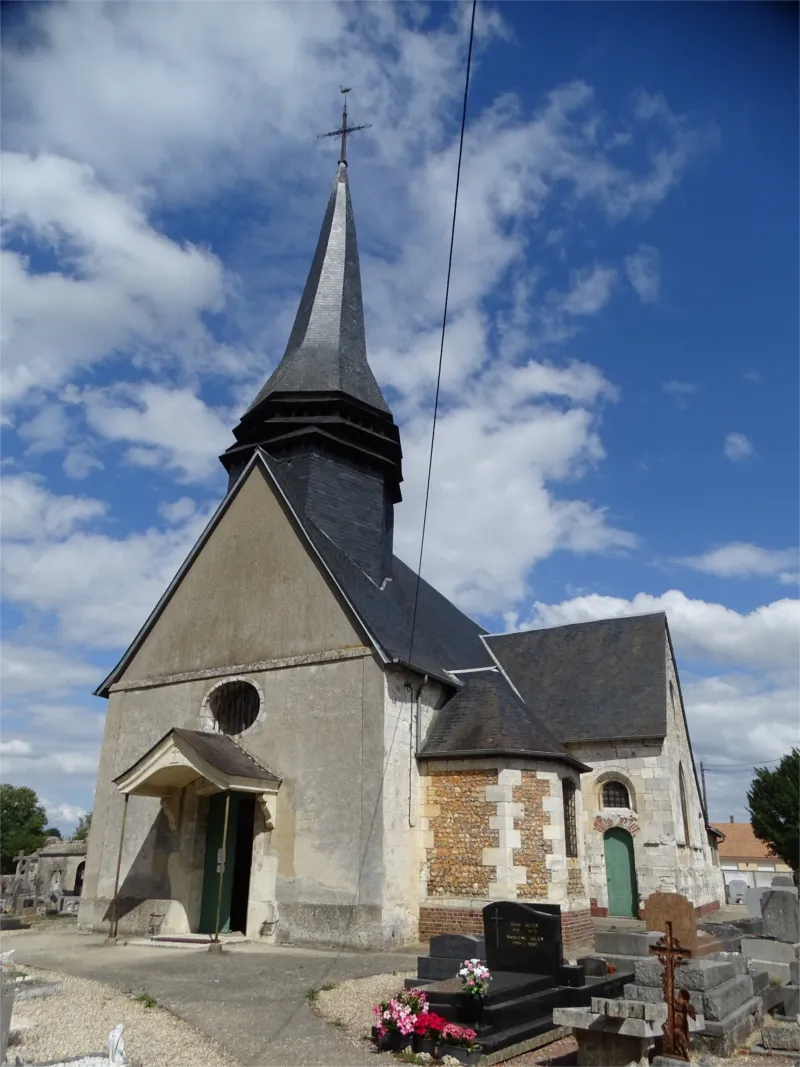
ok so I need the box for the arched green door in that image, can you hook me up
[604,828,638,917]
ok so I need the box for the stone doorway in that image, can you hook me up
[604,827,638,917]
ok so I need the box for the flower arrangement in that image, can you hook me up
[413,1011,448,1038]
[458,958,491,997]
[372,989,429,1038]
[440,1021,478,1048]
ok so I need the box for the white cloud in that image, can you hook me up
[723,432,753,462]
[17,404,71,454]
[62,445,104,480]
[395,368,635,613]
[0,740,33,756]
[523,590,799,670]
[158,497,198,525]
[1,498,215,648]
[662,380,697,404]
[1,151,225,407]
[74,383,232,483]
[624,244,660,302]
[42,799,88,830]
[561,265,618,316]
[676,542,799,580]
[0,474,106,540]
[0,643,99,696]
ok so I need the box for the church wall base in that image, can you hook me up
[274,902,403,950]
[76,895,191,938]
[419,904,594,956]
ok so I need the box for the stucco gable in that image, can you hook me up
[106,460,371,688]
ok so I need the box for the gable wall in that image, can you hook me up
[123,465,365,681]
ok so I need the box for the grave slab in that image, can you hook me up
[634,955,742,991]
[702,973,755,1022]
[429,933,486,960]
[762,1017,800,1051]
[594,929,661,958]
[741,937,800,965]
[761,889,800,943]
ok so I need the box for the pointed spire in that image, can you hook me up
[245,162,388,415]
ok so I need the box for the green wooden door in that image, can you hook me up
[199,793,240,934]
[604,828,637,917]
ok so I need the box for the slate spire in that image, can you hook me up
[220,101,403,584]
[244,162,389,416]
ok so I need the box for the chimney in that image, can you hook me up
[729,815,734,823]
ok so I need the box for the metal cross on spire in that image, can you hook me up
[318,87,371,166]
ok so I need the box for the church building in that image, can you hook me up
[79,134,724,953]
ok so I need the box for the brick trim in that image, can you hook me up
[419,904,595,954]
[694,900,720,918]
[419,906,482,938]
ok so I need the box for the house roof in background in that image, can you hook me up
[710,822,778,860]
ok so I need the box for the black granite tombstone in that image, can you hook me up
[483,901,562,976]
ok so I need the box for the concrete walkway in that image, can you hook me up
[1,926,419,1066]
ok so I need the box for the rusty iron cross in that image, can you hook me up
[318,87,371,166]
[649,920,694,1061]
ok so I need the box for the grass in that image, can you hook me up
[134,991,157,1009]
[306,987,319,1003]
[320,982,336,992]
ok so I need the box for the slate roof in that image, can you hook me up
[420,668,589,770]
[245,163,389,416]
[263,453,492,681]
[485,613,668,743]
[113,728,281,785]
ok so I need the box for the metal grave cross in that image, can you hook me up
[649,919,693,1061]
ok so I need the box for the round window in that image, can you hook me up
[208,680,261,735]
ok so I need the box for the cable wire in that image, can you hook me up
[407,0,477,666]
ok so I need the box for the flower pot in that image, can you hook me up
[412,1034,436,1054]
[377,1030,412,1052]
[456,993,484,1027]
[438,1043,482,1065]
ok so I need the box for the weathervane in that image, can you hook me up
[318,86,371,166]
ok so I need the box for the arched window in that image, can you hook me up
[563,780,578,858]
[602,780,630,809]
[679,765,691,845]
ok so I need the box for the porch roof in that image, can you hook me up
[113,727,281,798]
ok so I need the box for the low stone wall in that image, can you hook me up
[590,897,720,920]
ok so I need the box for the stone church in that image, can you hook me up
[79,145,724,953]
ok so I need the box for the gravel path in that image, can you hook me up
[314,970,414,1042]
[10,966,238,1067]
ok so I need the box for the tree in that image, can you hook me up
[747,748,800,878]
[72,812,92,842]
[0,785,48,874]
[44,827,62,839]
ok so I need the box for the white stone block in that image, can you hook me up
[542,796,561,813]
[543,824,565,840]
[497,768,522,786]
[485,785,513,803]
[481,847,510,866]
[496,827,521,849]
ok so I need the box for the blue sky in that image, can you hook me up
[1,1,797,830]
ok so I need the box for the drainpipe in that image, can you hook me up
[405,675,428,827]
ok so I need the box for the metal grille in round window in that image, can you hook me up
[209,680,260,735]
